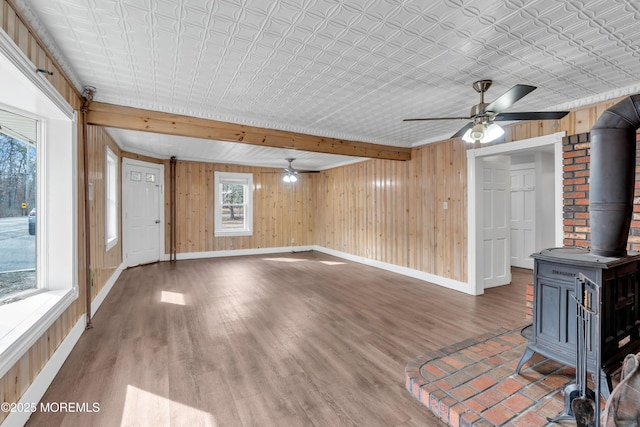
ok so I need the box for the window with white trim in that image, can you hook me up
[105,146,118,250]
[0,31,78,380]
[214,172,253,237]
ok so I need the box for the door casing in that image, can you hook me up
[122,158,165,267]
[467,132,564,295]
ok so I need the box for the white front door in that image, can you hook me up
[123,159,164,267]
[510,165,535,269]
[482,158,511,288]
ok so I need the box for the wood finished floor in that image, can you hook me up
[27,251,532,427]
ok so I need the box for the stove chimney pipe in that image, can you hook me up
[589,94,640,257]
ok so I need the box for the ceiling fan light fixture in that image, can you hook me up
[462,122,504,144]
[483,123,504,143]
[470,122,485,141]
[283,172,298,183]
[461,128,474,143]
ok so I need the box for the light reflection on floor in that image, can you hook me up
[160,291,187,306]
[122,384,217,426]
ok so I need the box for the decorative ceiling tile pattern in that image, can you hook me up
[17,0,640,158]
[105,127,361,171]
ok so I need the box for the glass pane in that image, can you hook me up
[146,173,155,183]
[0,110,37,299]
[221,183,244,205]
[221,204,245,229]
[130,171,141,181]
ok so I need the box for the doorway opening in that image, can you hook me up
[467,132,564,295]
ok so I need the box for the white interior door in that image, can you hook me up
[482,158,511,288]
[510,165,535,269]
[123,159,164,267]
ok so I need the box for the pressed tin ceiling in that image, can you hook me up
[14,0,640,169]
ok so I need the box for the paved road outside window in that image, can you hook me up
[0,216,36,297]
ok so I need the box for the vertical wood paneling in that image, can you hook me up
[86,126,123,300]
[315,98,621,284]
[166,160,316,254]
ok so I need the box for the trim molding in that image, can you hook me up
[0,289,77,380]
[10,0,84,93]
[0,27,74,119]
[169,245,472,294]
[122,158,166,268]
[312,246,472,294]
[168,246,315,261]
[466,132,565,295]
[90,263,126,318]
[1,316,85,427]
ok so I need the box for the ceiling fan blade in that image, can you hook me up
[298,170,320,173]
[450,122,473,139]
[484,84,536,114]
[494,111,569,121]
[403,116,470,122]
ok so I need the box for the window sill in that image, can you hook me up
[214,230,253,237]
[105,237,118,252]
[0,287,78,378]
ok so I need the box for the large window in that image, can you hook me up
[0,109,37,301]
[214,172,253,237]
[0,30,77,379]
[105,146,118,250]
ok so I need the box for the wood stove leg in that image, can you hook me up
[516,346,536,374]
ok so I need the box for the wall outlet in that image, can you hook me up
[290,237,295,244]
[443,201,448,210]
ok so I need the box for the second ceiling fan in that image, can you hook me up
[274,158,320,182]
[403,79,569,143]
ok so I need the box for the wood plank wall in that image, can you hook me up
[86,126,123,299]
[0,1,120,421]
[166,161,316,254]
[315,140,468,282]
[315,97,624,283]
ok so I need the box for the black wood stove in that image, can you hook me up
[517,94,640,397]
[516,247,640,394]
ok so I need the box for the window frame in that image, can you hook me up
[214,171,253,237]
[104,146,118,251]
[0,29,78,380]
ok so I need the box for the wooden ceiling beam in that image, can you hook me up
[87,102,411,161]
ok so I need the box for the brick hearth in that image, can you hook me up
[405,325,608,426]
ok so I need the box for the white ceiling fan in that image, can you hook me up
[267,158,320,183]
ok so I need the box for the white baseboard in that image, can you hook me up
[165,246,315,261]
[163,245,473,294]
[312,246,473,294]
[91,262,126,318]
[2,317,86,427]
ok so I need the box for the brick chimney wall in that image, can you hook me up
[562,133,592,248]
[562,131,640,252]
[526,131,640,321]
